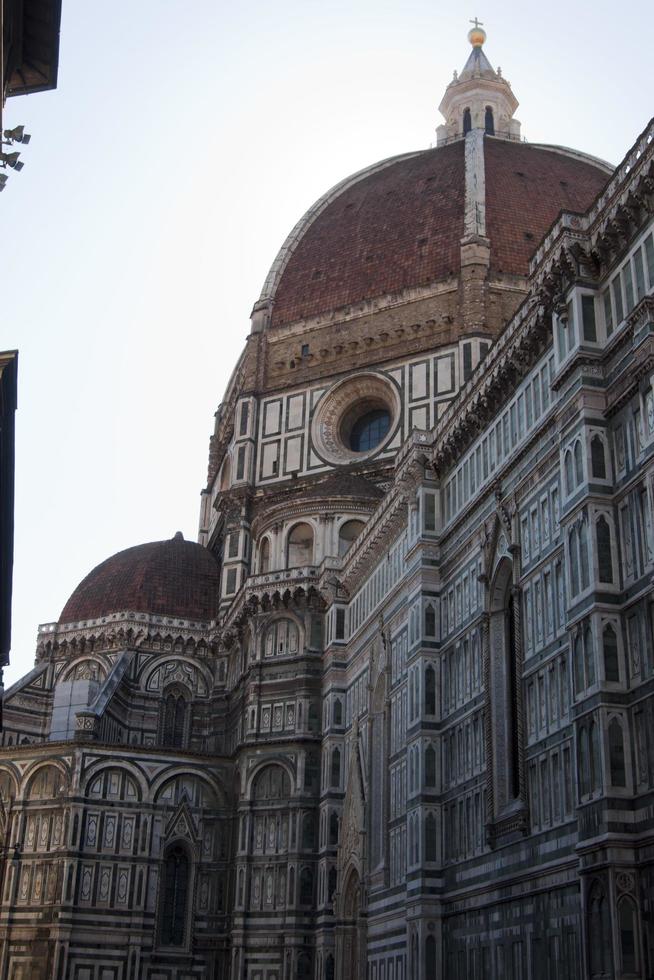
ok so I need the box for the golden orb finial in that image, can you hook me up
[468,17,486,48]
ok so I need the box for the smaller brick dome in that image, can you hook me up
[262,138,609,328]
[59,534,220,624]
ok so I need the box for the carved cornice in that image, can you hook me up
[36,611,221,662]
[431,297,550,476]
[249,494,377,541]
[530,119,654,287]
[221,579,325,643]
[338,489,409,598]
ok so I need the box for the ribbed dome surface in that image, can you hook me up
[59,536,221,624]
[269,138,608,328]
[271,141,465,327]
[484,139,609,275]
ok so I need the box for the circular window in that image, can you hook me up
[347,409,391,452]
[311,372,400,466]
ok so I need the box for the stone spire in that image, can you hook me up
[436,22,521,146]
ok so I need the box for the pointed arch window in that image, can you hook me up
[603,624,620,682]
[574,633,584,695]
[577,718,601,797]
[328,866,337,902]
[596,516,613,583]
[588,881,612,977]
[583,624,596,687]
[160,844,190,946]
[299,866,313,905]
[590,719,601,792]
[484,106,495,135]
[304,752,319,792]
[579,726,590,796]
[569,527,580,595]
[574,441,584,485]
[579,520,590,590]
[425,813,437,862]
[591,435,607,479]
[330,747,341,788]
[160,686,190,749]
[463,107,472,135]
[301,813,315,850]
[609,717,626,787]
[425,745,436,787]
[297,952,312,979]
[424,603,436,638]
[618,897,638,974]
[329,811,339,845]
[424,664,436,715]
[564,451,574,495]
[426,935,437,980]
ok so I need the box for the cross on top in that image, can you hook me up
[469,17,484,29]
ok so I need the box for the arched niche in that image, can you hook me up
[338,519,365,557]
[258,536,271,573]
[0,768,18,803]
[24,762,69,800]
[85,766,141,803]
[61,657,107,683]
[263,617,301,659]
[286,522,314,567]
[152,771,223,810]
[251,763,292,801]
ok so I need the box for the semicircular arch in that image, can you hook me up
[139,656,213,698]
[0,765,20,801]
[21,759,71,801]
[81,759,147,802]
[150,767,226,809]
[245,757,296,801]
[60,656,110,683]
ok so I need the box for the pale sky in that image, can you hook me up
[1,0,652,687]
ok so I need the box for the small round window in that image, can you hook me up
[311,372,400,465]
[348,409,391,452]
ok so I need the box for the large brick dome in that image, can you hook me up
[59,534,221,624]
[264,138,609,329]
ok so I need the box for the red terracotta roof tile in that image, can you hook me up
[271,142,465,327]
[59,537,221,624]
[484,139,608,276]
[270,138,609,327]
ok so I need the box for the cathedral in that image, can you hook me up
[1,24,653,980]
